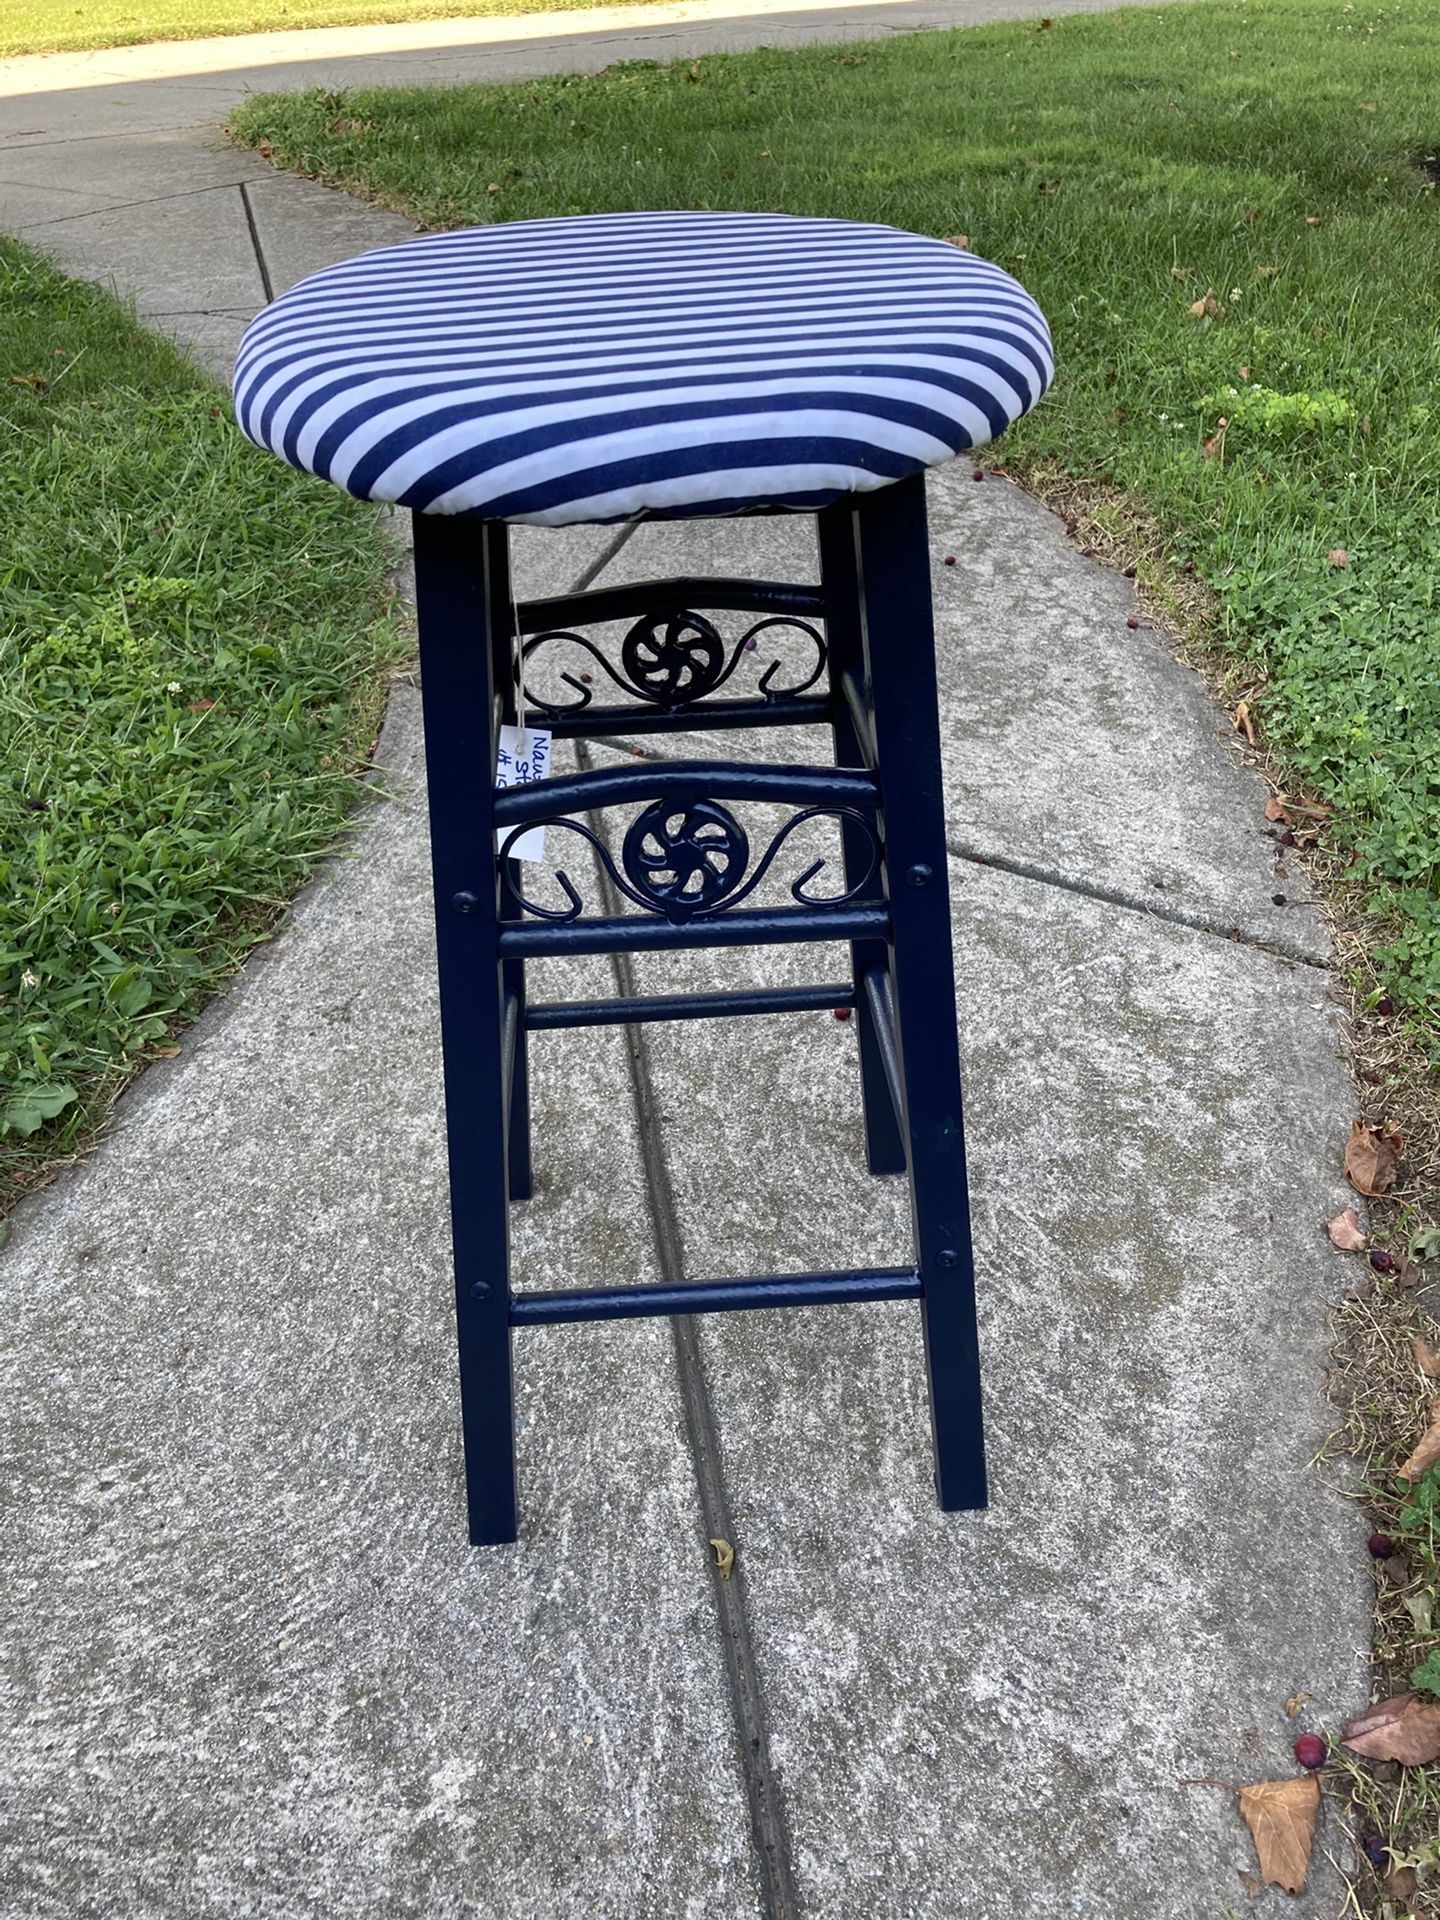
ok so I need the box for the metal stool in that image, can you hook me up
[233,211,1054,1543]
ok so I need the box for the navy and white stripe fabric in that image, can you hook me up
[233,211,1053,527]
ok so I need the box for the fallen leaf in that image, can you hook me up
[1399,1400,1440,1482]
[1402,1591,1434,1633]
[1283,1692,1312,1718]
[1360,101,1377,111]
[1233,699,1257,747]
[1305,214,1320,226]
[1171,264,1192,280]
[154,1045,182,1060]
[1256,263,1281,277]
[1202,421,1227,458]
[1238,1867,1263,1897]
[1385,1863,1418,1903]
[1408,1225,1440,1265]
[187,697,214,713]
[1327,1208,1367,1253]
[1238,364,1251,380]
[1190,289,1226,320]
[1345,1119,1401,1197]
[1413,1334,1440,1380]
[708,1537,735,1579]
[1328,547,1349,567]
[486,183,501,195]
[687,59,702,80]
[1342,1692,1440,1765]
[1238,1777,1319,1893]
[943,235,970,250]
[1264,794,1289,823]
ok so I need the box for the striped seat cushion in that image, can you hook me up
[232,211,1053,528]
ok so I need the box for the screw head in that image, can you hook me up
[935,1248,959,1269]
[905,863,933,889]
[451,890,480,915]
[468,1280,493,1301]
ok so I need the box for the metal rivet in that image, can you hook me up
[934,1248,959,1269]
[451,890,480,915]
[905,863,933,889]
[469,1280,493,1301]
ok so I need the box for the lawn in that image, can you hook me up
[0,238,400,1189]
[229,0,1440,1049]
[0,0,654,59]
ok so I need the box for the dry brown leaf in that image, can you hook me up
[944,234,970,249]
[1171,264,1192,280]
[1399,1399,1440,1482]
[1413,1334,1440,1380]
[1190,289,1226,320]
[153,1045,182,1060]
[1327,547,1349,567]
[1326,1207,1367,1252]
[1345,1118,1401,1197]
[1264,794,1289,823]
[1305,214,1320,226]
[1234,699,1257,747]
[1238,364,1252,380]
[1360,101,1377,111]
[1385,1863,1418,1903]
[1202,423,1227,459]
[1283,1692,1312,1718]
[1342,1692,1440,1765]
[1238,1777,1318,1893]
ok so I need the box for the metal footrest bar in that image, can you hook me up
[509,1266,922,1327]
[498,902,889,960]
[527,982,854,1031]
[515,576,825,635]
[541,694,831,742]
[491,758,877,831]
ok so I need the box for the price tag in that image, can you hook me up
[495,723,552,863]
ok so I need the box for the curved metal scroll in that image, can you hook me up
[520,612,826,716]
[498,801,878,928]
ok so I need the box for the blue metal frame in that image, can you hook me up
[412,473,985,1544]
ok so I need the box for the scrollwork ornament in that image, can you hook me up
[521,612,826,715]
[621,800,750,923]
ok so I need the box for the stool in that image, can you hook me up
[233,211,1053,1544]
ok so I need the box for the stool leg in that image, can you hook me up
[817,505,908,1177]
[413,510,518,1546]
[852,475,987,1511]
[482,523,533,1203]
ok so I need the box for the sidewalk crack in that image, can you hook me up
[238,179,274,304]
[946,838,1334,971]
[557,529,802,1920]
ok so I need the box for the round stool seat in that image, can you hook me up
[233,210,1053,528]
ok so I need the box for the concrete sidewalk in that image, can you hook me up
[0,8,1368,1918]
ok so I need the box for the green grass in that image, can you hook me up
[0,0,656,59]
[0,237,401,1186]
[229,0,1440,1042]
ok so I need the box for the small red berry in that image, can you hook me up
[972,468,985,480]
[943,554,957,566]
[1292,1734,1326,1770]
[1126,616,1140,629]
[1369,1250,1395,1274]
[833,1007,853,1022]
[1375,996,1395,1016]
[1367,1532,1397,1558]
